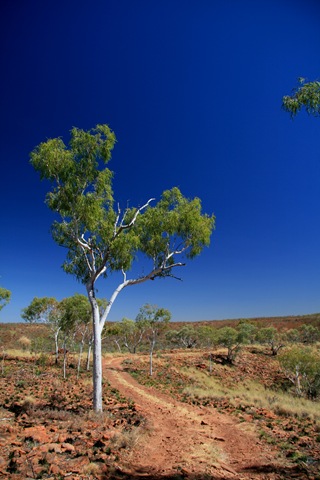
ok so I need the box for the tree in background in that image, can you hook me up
[236,320,257,344]
[30,124,215,412]
[22,297,61,362]
[136,304,171,376]
[282,78,320,117]
[256,326,285,356]
[284,328,300,344]
[166,325,199,349]
[214,326,244,364]
[120,317,146,354]
[279,345,320,399]
[59,294,92,378]
[0,287,11,312]
[104,323,123,353]
[298,324,320,345]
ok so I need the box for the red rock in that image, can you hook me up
[61,442,75,452]
[24,425,50,443]
[64,455,90,472]
[50,463,61,475]
[38,442,63,453]
[58,432,69,443]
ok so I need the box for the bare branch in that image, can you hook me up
[116,198,155,234]
[114,204,121,236]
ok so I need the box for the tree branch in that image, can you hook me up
[116,198,155,235]
[99,261,185,330]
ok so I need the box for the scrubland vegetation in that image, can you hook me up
[0,313,319,478]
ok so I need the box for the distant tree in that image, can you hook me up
[30,124,215,412]
[256,327,285,356]
[236,320,257,344]
[104,323,123,353]
[22,297,61,361]
[166,325,198,349]
[197,325,217,349]
[136,304,171,376]
[215,326,244,364]
[0,287,11,312]
[197,326,219,373]
[282,78,320,117]
[285,328,300,344]
[299,324,320,345]
[119,317,146,354]
[59,294,92,378]
[279,346,320,399]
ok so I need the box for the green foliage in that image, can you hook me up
[138,188,214,269]
[136,304,171,328]
[236,321,257,344]
[197,326,217,348]
[298,323,320,344]
[0,287,11,312]
[284,328,300,344]
[136,304,171,349]
[21,297,58,324]
[118,317,145,354]
[30,125,215,286]
[215,326,244,363]
[256,327,285,355]
[283,78,320,117]
[279,346,320,399]
[59,293,91,333]
[136,304,171,375]
[166,325,199,348]
[30,123,215,411]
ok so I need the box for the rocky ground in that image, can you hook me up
[117,350,320,479]
[0,354,144,479]
[0,349,319,479]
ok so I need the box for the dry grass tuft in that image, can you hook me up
[110,426,144,450]
[181,367,320,425]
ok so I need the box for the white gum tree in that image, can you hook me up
[30,124,215,412]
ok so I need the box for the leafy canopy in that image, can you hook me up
[30,125,215,286]
[21,297,58,324]
[282,78,320,117]
[0,287,11,312]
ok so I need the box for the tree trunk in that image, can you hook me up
[63,337,67,380]
[92,311,102,412]
[114,339,122,353]
[77,341,84,379]
[87,278,127,412]
[150,338,156,376]
[54,328,61,365]
[86,341,92,370]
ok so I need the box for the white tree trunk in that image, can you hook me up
[150,337,156,376]
[54,327,61,364]
[114,339,122,353]
[92,302,103,412]
[63,337,67,380]
[86,341,92,370]
[77,341,84,379]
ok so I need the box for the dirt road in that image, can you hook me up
[104,356,292,479]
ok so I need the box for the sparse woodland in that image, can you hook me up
[0,313,319,478]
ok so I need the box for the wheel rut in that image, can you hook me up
[103,356,289,479]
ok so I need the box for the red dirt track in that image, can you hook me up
[104,356,292,479]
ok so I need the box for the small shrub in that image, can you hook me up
[36,353,49,367]
[83,462,101,476]
[18,336,31,351]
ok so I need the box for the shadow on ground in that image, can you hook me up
[104,462,312,480]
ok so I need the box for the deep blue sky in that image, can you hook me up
[1,0,320,323]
